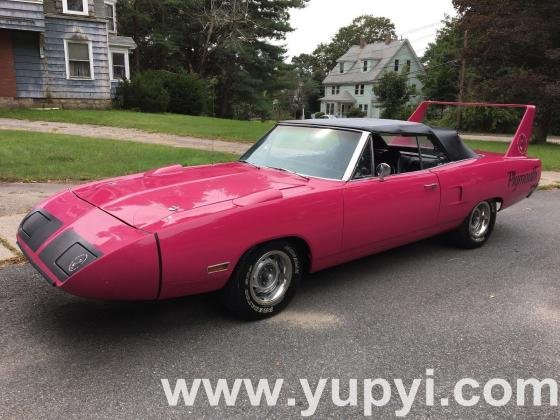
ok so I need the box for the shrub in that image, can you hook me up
[115,72,169,113]
[429,107,521,133]
[347,107,366,118]
[115,70,207,115]
[158,71,207,115]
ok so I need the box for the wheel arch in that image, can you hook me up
[234,235,313,276]
[489,197,503,211]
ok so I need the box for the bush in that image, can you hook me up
[115,70,207,115]
[115,72,169,113]
[346,107,366,118]
[158,71,207,115]
[428,107,522,133]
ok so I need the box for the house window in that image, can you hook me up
[406,60,411,69]
[64,40,94,80]
[110,50,130,81]
[335,86,340,94]
[394,59,399,72]
[355,84,364,95]
[363,60,368,72]
[62,0,88,15]
[339,62,344,73]
[363,104,368,113]
[105,2,116,32]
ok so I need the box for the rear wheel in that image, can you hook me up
[222,240,302,319]
[450,200,497,249]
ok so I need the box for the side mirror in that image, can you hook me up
[376,163,392,181]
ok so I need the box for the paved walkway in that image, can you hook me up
[0,118,251,155]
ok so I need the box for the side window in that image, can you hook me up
[382,134,449,173]
[352,138,373,179]
[418,135,449,168]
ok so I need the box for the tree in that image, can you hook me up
[295,15,396,78]
[118,0,308,118]
[421,17,462,101]
[453,0,560,143]
[376,71,414,119]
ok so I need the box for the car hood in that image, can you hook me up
[72,162,306,230]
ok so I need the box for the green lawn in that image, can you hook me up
[0,109,274,143]
[464,140,560,171]
[0,130,236,182]
[0,129,558,183]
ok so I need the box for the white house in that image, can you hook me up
[320,38,425,118]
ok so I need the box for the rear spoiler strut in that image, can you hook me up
[408,101,536,158]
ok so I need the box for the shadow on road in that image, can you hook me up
[38,235,451,343]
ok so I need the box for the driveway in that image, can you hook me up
[1,190,559,418]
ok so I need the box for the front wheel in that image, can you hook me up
[450,200,497,249]
[222,241,302,319]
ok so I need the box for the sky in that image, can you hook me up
[283,0,456,60]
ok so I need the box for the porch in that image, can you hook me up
[319,91,356,117]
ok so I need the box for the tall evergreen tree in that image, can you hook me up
[118,0,307,118]
[421,17,462,101]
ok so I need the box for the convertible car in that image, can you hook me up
[17,101,541,318]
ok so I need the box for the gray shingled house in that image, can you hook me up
[320,39,425,118]
[0,0,135,108]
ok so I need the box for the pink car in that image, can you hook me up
[17,101,541,318]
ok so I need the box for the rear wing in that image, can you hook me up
[408,101,536,158]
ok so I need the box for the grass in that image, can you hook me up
[0,109,274,143]
[0,129,558,183]
[0,130,236,182]
[464,140,560,171]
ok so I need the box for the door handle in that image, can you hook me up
[424,183,438,190]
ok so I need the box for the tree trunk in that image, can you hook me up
[533,109,551,144]
[133,13,140,72]
[219,72,233,118]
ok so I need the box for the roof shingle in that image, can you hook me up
[323,40,404,85]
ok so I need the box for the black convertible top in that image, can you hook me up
[280,118,477,162]
[281,118,432,135]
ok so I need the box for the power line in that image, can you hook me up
[400,21,442,36]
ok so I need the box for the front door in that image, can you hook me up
[342,135,441,253]
[343,172,440,252]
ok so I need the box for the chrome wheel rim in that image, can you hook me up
[469,202,491,241]
[249,250,292,306]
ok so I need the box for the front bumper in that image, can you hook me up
[17,190,161,300]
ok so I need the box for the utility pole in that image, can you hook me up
[457,29,468,129]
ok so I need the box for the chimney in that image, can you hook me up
[384,36,392,45]
[359,37,366,49]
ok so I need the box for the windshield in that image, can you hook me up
[240,125,363,180]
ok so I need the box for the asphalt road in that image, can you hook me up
[1,191,560,419]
